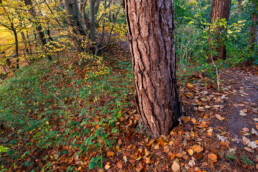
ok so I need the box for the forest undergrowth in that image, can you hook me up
[0,42,257,171]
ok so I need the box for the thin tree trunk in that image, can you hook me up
[24,0,52,61]
[21,31,30,55]
[13,29,19,69]
[26,31,32,54]
[208,0,231,61]
[124,0,181,138]
[249,1,257,49]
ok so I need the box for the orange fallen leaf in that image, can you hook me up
[193,145,203,153]
[157,138,167,146]
[146,139,155,146]
[146,157,151,164]
[208,153,217,162]
[176,151,186,158]
[198,122,208,128]
[184,116,191,123]
[168,152,175,159]
[178,130,183,135]
[188,149,193,156]
[187,83,194,88]
[107,152,114,157]
[191,118,197,124]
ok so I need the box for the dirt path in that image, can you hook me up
[209,66,257,169]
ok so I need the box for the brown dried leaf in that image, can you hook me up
[116,161,123,169]
[164,146,170,153]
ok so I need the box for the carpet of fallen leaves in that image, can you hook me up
[1,40,257,171]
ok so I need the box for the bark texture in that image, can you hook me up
[124,0,181,138]
[209,0,231,60]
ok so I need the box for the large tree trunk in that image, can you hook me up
[249,1,257,49]
[124,0,181,138]
[208,0,231,61]
[24,0,52,61]
[63,0,87,35]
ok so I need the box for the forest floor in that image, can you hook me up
[0,41,257,171]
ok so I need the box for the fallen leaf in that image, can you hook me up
[239,110,247,116]
[188,149,193,156]
[188,158,195,167]
[169,141,174,145]
[251,128,258,136]
[168,152,175,159]
[157,138,167,146]
[207,128,213,136]
[123,155,127,163]
[184,116,191,123]
[146,157,150,164]
[217,134,227,142]
[176,151,186,158]
[107,152,114,157]
[244,147,254,152]
[208,153,217,162]
[191,118,197,124]
[193,145,203,153]
[247,141,257,149]
[186,92,193,98]
[171,160,180,172]
[164,146,170,153]
[187,83,194,88]
[215,114,225,121]
[105,163,110,170]
[146,139,155,146]
[118,139,122,145]
[242,128,249,132]
[116,161,123,169]
[154,144,159,150]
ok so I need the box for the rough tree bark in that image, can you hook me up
[24,0,52,60]
[124,0,181,138]
[209,0,231,60]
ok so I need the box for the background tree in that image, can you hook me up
[124,0,181,138]
[209,0,231,60]
[0,1,30,69]
[249,0,257,49]
[24,0,52,60]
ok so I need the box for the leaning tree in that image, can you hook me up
[124,0,181,138]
